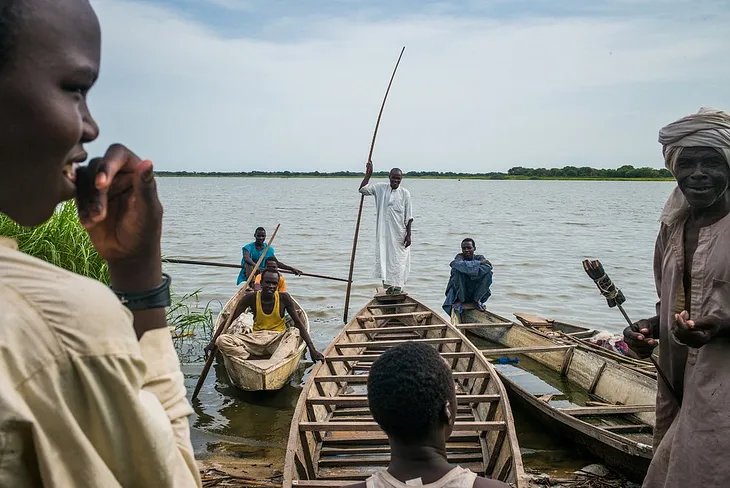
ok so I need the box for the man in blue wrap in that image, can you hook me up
[443,238,493,314]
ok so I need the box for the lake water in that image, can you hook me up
[159,177,675,478]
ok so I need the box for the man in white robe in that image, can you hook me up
[359,161,413,293]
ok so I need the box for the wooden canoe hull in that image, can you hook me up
[504,382,651,482]
[513,312,658,380]
[215,289,309,392]
[283,294,527,487]
[452,308,656,483]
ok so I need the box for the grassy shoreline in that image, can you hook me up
[156,173,674,182]
[0,201,214,360]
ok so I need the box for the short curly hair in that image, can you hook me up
[367,341,455,443]
[259,268,280,282]
[0,0,22,70]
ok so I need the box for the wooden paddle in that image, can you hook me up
[582,259,681,405]
[191,224,280,400]
[162,258,349,283]
[343,46,406,323]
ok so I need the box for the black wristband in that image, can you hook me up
[111,273,172,311]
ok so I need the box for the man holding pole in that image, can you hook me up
[622,107,730,487]
[359,160,413,294]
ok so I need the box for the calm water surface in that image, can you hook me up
[159,177,674,474]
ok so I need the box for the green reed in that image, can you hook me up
[0,201,110,282]
[1,201,214,360]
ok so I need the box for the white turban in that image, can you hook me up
[658,107,730,225]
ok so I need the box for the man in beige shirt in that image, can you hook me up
[0,0,200,486]
[623,107,730,487]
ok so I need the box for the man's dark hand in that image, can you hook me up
[204,341,215,359]
[672,311,726,348]
[310,349,325,363]
[404,233,412,248]
[365,160,373,177]
[623,317,657,358]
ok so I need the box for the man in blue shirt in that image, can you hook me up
[442,238,493,314]
[236,227,302,285]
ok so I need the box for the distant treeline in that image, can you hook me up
[155,165,672,180]
[507,165,672,179]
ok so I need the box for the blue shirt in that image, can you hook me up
[236,242,275,285]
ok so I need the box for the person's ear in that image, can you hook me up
[443,400,453,425]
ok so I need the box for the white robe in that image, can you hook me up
[360,182,413,287]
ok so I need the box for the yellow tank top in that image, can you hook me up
[254,291,287,332]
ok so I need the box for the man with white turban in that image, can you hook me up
[623,107,730,487]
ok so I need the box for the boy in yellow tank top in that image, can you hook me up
[216,270,323,363]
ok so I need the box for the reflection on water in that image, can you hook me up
[164,178,673,475]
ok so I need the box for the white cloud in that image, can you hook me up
[86,0,730,172]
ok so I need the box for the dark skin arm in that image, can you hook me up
[623,315,659,359]
[76,145,166,340]
[404,219,413,248]
[275,260,302,276]
[242,248,257,268]
[359,160,374,189]
[280,293,324,362]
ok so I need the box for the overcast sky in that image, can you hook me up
[86,0,730,173]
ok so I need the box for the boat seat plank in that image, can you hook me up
[367,303,418,309]
[480,345,572,355]
[318,452,485,467]
[329,413,475,423]
[322,431,480,444]
[559,405,655,416]
[336,337,461,349]
[327,351,475,362]
[513,312,552,327]
[307,394,501,407]
[331,406,474,417]
[346,324,447,335]
[320,443,482,456]
[299,421,505,432]
[313,371,490,384]
[367,311,432,320]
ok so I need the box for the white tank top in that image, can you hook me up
[365,467,477,488]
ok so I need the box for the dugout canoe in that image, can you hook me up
[512,312,657,380]
[283,292,527,487]
[452,307,657,482]
[215,288,310,391]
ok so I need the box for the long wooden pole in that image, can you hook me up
[342,46,406,323]
[162,258,349,283]
[192,224,281,400]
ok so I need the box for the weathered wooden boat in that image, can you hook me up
[452,307,657,482]
[283,293,527,487]
[513,312,657,380]
[215,287,310,391]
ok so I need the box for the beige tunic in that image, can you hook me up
[644,212,730,487]
[365,466,477,488]
[0,238,201,487]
